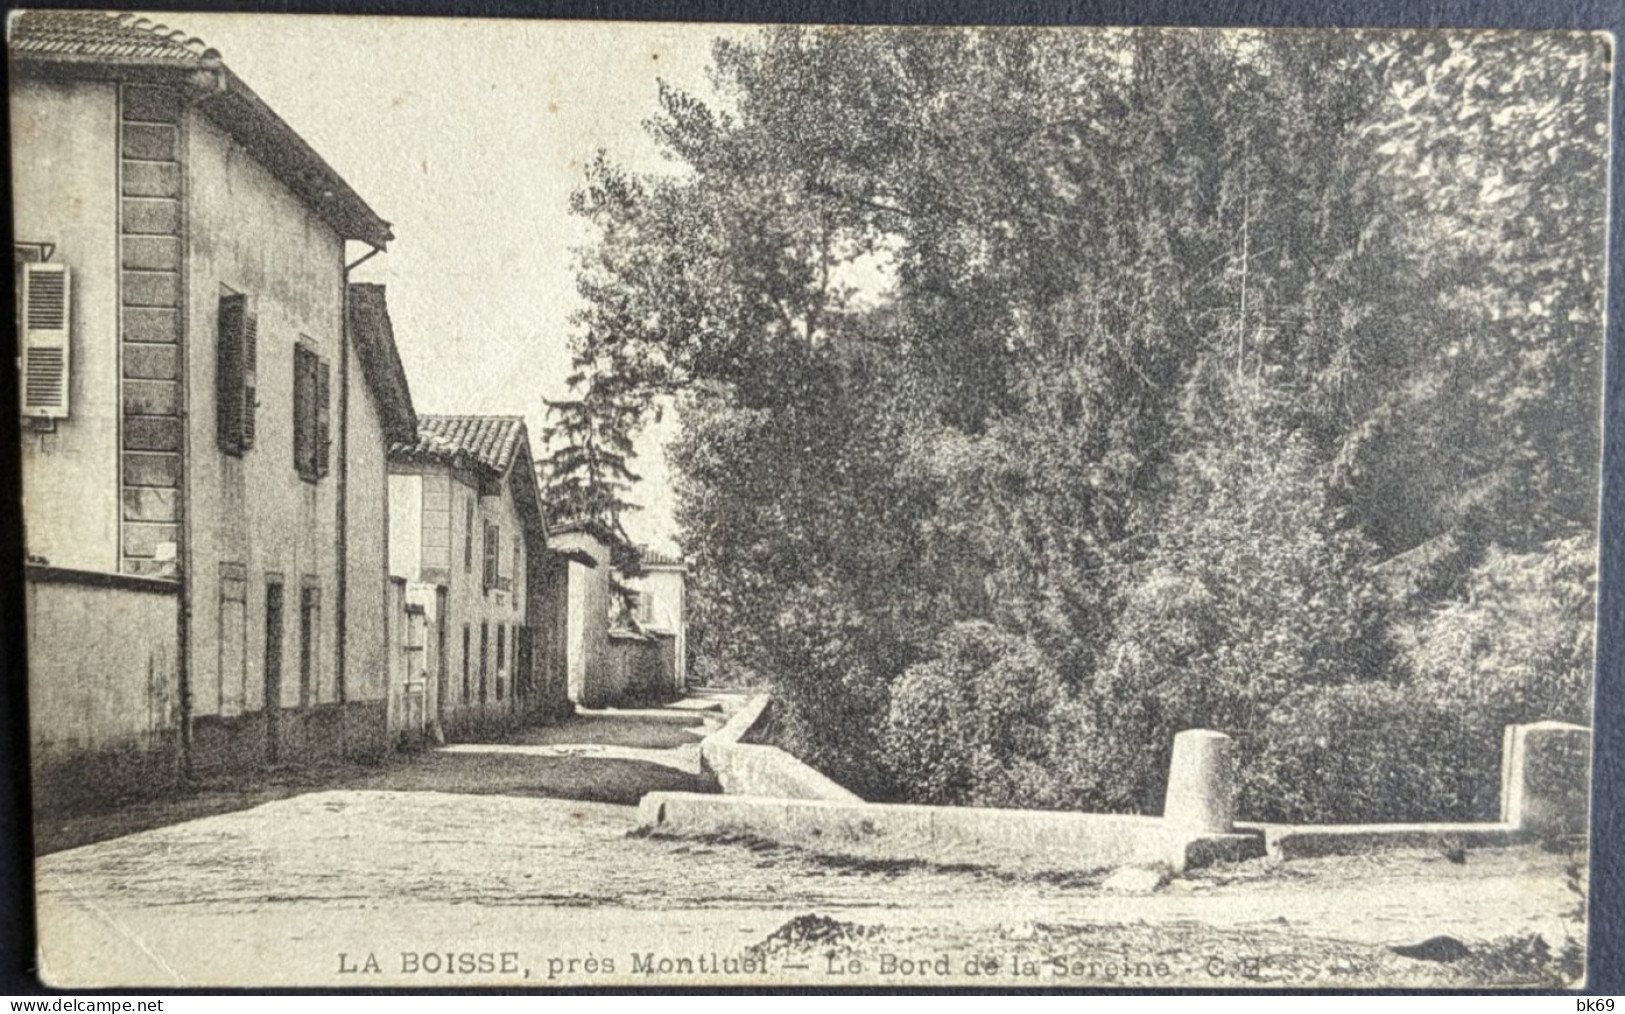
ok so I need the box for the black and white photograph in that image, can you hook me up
[9,8,1614,990]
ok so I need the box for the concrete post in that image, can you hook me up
[1501,721,1591,837]
[1163,729,1237,832]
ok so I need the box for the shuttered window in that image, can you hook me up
[241,314,258,450]
[315,357,331,478]
[293,345,315,479]
[21,263,71,419]
[292,343,329,482]
[463,499,475,572]
[216,293,251,455]
[483,521,500,591]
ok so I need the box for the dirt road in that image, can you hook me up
[31,696,1588,990]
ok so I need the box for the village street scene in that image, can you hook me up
[13,10,1609,991]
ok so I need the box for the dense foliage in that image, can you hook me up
[566,27,1608,821]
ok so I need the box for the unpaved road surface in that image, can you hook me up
[32,696,1587,990]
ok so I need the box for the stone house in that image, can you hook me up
[623,548,689,693]
[549,520,685,707]
[387,415,552,739]
[548,518,614,707]
[13,11,417,807]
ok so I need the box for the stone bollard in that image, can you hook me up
[1163,729,1237,832]
[1501,721,1591,837]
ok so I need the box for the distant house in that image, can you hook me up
[548,518,615,707]
[548,520,686,707]
[387,415,551,738]
[623,549,689,693]
[13,11,415,807]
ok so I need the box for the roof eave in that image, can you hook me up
[641,562,689,573]
[210,68,393,249]
[347,285,418,444]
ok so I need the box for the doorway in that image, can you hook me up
[264,580,284,763]
[434,586,449,729]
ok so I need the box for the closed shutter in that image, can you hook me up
[21,263,71,419]
[293,345,315,479]
[216,294,246,454]
[315,357,331,478]
[241,314,259,450]
[483,522,499,590]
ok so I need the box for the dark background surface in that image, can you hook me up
[0,0,1619,996]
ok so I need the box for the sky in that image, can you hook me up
[163,12,759,552]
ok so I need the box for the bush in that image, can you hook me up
[1400,534,1595,727]
[885,621,1102,810]
[1239,682,1504,822]
[1240,535,1596,823]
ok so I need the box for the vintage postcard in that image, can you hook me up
[12,9,1612,990]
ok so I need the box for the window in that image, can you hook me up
[483,521,500,592]
[463,499,474,572]
[292,343,329,481]
[461,623,471,704]
[216,293,257,454]
[512,543,522,601]
[636,591,653,625]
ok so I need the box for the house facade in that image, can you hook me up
[549,519,614,707]
[547,523,685,707]
[624,549,689,693]
[387,415,551,739]
[14,11,415,807]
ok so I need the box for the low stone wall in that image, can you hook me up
[639,793,1262,873]
[661,714,1594,871]
[590,630,669,707]
[1234,720,1591,859]
[700,695,861,801]
[1241,821,1524,860]
[192,699,390,773]
[1500,720,1590,837]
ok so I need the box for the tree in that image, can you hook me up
[538,377,646,576]
[564,25,1608,817]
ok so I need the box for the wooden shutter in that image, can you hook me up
[21,263,71,419]
[315,357,331,478]
[293,345,314,479]
[483,522,499,590]
[241,314,259,450]
[216,294,247,454]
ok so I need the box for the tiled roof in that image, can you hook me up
[390,415,527,475]
[8,10,220,63]
[641,548,685,568]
